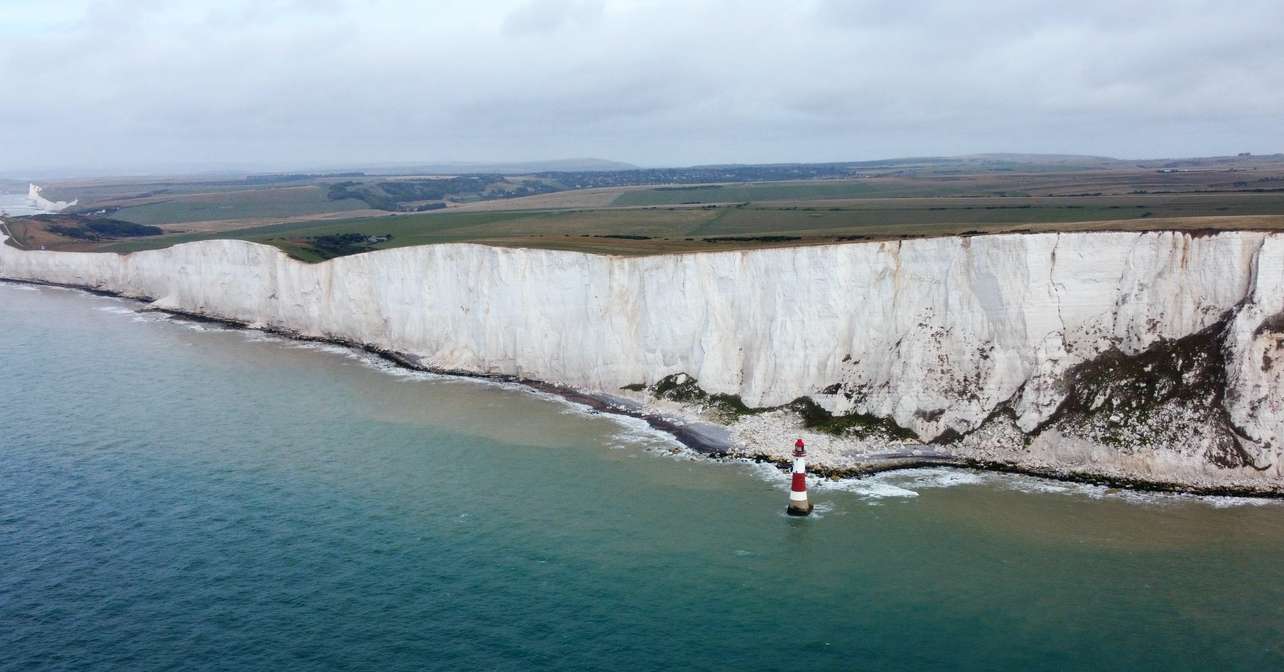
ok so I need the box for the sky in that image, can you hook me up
[1,0,1281,175]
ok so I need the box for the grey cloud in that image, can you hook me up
[502,0,603,36]
[0,0,1280,175]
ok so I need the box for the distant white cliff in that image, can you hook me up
[26,184,77,212]
[1,230,1280,491]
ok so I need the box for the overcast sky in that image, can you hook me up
[2,0,1281,175]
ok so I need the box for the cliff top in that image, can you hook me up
[9,155,1284,261]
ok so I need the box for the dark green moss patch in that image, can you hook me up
[649,373,924,435]
[650,374,764,422]
[707,393,756,420]
[1039,317,1266,469]
[651,373,707,402]
[789,398,918,440]
[1055,321,1225,427]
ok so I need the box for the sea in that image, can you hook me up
[2,282,1282,671]
[0,189,45,217]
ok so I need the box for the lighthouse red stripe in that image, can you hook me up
[791,472,807,492]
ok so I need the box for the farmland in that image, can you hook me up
[104,186,371,227]
[88,192,1284,260]
[610,180,978,206]
[9,153,1284,259]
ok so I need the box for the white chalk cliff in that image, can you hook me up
[26,184,77,212]
[2,229,1281,490]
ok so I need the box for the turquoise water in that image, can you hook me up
[2,282,1283,671]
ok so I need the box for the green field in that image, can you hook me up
[611,180,987,206]
[686,193,1284,237]
[90,190,1284,260]
[23,155,1284,260]
[100,207,735,259]
[109,186,369,226]
[100,209,601,259]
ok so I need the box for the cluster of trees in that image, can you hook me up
[326,176,558,211]
[322,160,900,211]
[34,215,162,241]
[308,232,394,257]
[245,172,365,184]
[535,164,872,190]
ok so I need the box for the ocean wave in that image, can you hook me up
[762,465,1279,510]
[821,478,920,499]
[94,305,139,315]
[601,414,685,452]
[742,462,921,503]
[992,473,1279,508]
[807,501,837,518]
[873,467,987,490]
[741,460,790,487]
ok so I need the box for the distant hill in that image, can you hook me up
[959,153,1120,164]
[363,158,638,175]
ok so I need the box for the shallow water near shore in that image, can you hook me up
[3,283,1283,671]
[0,191,46,217]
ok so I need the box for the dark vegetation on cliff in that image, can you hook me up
[646,373,918,440]
[16,215,161,241]
[299,233,396,260]
[1033,320,1269,469]
[641,318,1271,471]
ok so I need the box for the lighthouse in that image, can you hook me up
[787,438,813,516]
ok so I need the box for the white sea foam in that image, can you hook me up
[822,479,920,499]
[602,414,684,452]
[990,473,1280,508]
[741,460,790,487]
[874,467,987,490]
[789,466,1280,510]
[780,467,979,506]
[809,501,837,517]
[94,305,138,315]
[1204,496,1275,509]
[166,319,231,332]
[997,474,1074,495]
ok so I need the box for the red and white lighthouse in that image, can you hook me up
[787,438,813,516]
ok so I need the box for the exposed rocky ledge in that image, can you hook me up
[1,228,1280,492]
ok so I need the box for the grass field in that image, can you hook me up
[612,168,1284,206]
[87,192,1284,260]
[108,186,369,226]
[610,180,980,206]
[687,192,1284,236]
[15,154,1284,259]
[99,208,722,260]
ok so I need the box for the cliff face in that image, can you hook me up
[2,230,1281,489]
[26,184,76,212]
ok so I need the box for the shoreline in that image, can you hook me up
[3,275,1281,500]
